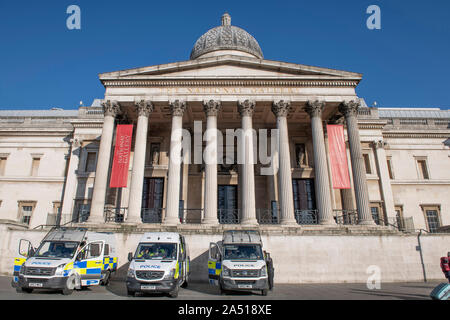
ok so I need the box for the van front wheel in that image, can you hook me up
[62,274,76,295]
[169,284,179,298]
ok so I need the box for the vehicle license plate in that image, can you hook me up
[141,285,156,290]
[29,283,43,287]
[238,284,252,289]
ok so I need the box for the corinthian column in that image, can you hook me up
[202,100,221,225]
[89,100,121,224]
[338,100,374,225]
[164,100,186,225]
[127,100,153,224]
[304,100,335,225]
[271,100,296,225]
[238,100,258,225]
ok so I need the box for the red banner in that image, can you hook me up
[110,124,133,188]
[327,125,351,189]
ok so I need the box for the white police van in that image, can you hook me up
[12,227,117,295]
[208,230,271,296]
[126,232,190,298]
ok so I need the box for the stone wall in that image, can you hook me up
[1,222,448,284]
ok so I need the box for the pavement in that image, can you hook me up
[0,276,443,300]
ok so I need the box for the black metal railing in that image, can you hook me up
[384,216,415,232]
[334,209,359,225]
[256,208,279,224]
[180,209,203,224]
[333,209,415,232]
[218,208,240,224]
[141,208,163,223]
[294,209,319,225]
[104,207,126,223]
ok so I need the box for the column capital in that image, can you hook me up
[371,140,388,149]
[271,100,291,117]
[304,100,325,118]
[338,100,360,118]
[238,99,256,117]
[203,100,222,117]
[169,100,187,116]
[135,100,154,117]
[101,100,121,117]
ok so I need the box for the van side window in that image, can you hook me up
[81,243,102,259]
[104,244,110,256]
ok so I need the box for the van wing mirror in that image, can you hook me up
[128,252,133,262]
[19,239,33,258]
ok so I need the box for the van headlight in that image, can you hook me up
[127,268,135,278]
[55,263,66,276]
[164,268,176,280]
[222,266,230,277]
[260,266,267,277]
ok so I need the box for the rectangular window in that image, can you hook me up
[31,158,40,176]
[370,206,380,225]
[421,205,441,233]
[18,202,36,226]
[363,153,372,174]
[386,157,394,179]
[417,159,429,180]
[85,152,97,172]
[395,205,404,230]
[426,210,440,233]
[0,157,7,175]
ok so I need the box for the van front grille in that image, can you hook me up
[25,267,56,276]
[232,269,260,277]
[135,270,165,280]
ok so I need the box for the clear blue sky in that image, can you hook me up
[0,0,449,110]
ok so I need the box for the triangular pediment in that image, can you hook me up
[99,55,362,84]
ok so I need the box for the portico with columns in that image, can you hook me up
[77,13,377,228]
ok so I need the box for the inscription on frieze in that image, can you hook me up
[160,87,304,95]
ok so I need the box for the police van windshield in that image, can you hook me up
[135,243,177,260]
[223,244,263,260]
[34,241,79,259]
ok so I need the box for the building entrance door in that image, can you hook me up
[142,178,164,222]
[218,185,238,224]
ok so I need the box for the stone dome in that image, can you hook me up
[190,13,263,60]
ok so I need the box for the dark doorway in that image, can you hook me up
[142,177,164,222]
[292,179,317,224]
[218,185,238,223]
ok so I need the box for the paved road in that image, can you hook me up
[0,276,442,300]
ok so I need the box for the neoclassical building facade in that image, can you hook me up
[1,14,449,233]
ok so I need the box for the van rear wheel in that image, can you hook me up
[101,270,111,286]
